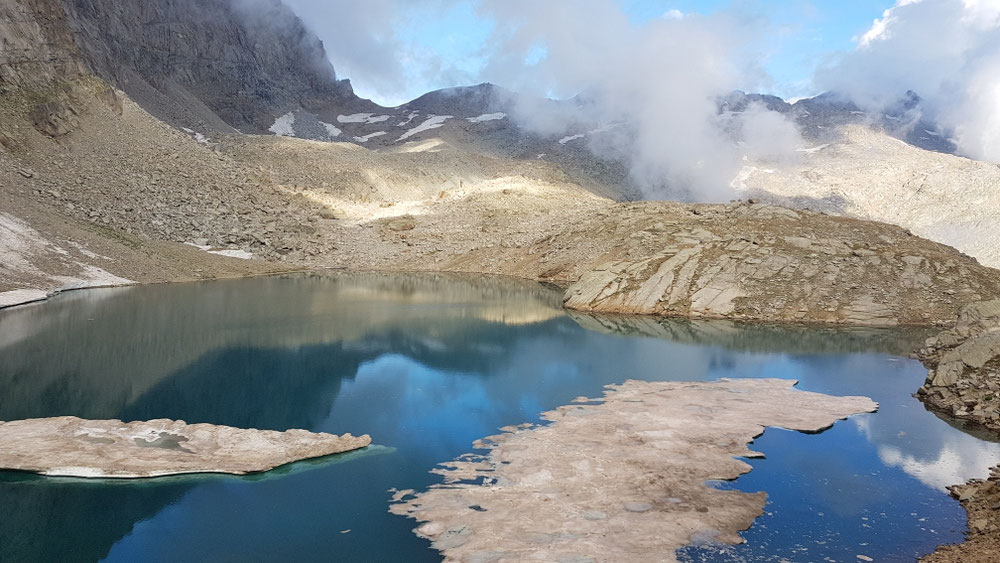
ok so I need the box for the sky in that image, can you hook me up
[285,0,898,106]
[278,0,1000,197]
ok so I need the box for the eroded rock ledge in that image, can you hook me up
[923,465,1000,563]
[917,299,1000,432]
[0,417,370,478]
[390,378,876,563]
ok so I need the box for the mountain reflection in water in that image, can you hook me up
[0,273,997,562]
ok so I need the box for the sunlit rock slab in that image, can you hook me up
[391,378,877,562]
[0,417,371,478]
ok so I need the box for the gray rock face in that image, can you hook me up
[61,0,364,132]
[0,0,367,132]
[0,416,371,478]
[0,0,87,90]
[918,300,1000,432]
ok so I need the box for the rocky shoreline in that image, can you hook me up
[922,464,1000,562]
[916,299,1000,433]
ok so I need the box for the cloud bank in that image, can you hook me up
[817,0,1000,161]
[475,0,802,200]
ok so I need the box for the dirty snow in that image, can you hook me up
[796,144,831,154]
[588,122,623,135]
[467,112,506,123]
[269,112,296,136]
[730,165,776,190]
[0,289,48,309]
[398,116,452,141]
[338,113,373,123]
[559,134,585,145]
[208,249,253,260]
[320,121,342,138]
[353,132,387,143]
[181,128,210,145]
[338,113,391,124]
[397,112,420,127]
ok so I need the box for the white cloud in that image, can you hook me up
[820,0,1000,161]
[476,0,796,200]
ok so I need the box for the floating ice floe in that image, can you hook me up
[467,112,506,123]
[398,115,452,141]
[0,416,371,478]
[269,112,296,136]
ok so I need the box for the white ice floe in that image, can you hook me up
[338,113,391,124]
[398,115,452,141]
[320,121,342,138]
[796,144,831,154]
[269,112,296,136]
[353,131,387,143]
[559,134,585,145]
[467,112,506,123]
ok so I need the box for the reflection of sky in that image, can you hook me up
[106,336,1000,562]
[1,275,998,561]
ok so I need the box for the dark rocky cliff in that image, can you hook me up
[1,0,371,133]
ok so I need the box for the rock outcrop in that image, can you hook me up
[923,465,1000,563]
[917,300,1000,432]
[391,378,877,562]
[454,201,1000,327]
[0,416,370,478]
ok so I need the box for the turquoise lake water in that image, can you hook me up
[1,273,998,562]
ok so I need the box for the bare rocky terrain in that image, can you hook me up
[922,464,1000,563]
[917,300,1000,432]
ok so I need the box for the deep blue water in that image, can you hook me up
[1,273,998,562]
